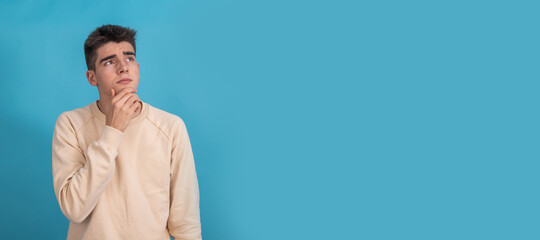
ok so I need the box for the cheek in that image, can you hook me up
[95,73,114,86]
[130,66,141,80]
[131,64,140,74]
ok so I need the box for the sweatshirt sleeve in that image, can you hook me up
[52,113,123,223]
[168,118,202,240]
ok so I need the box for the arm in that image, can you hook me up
[52,113,123,223]
[168,119,202,240]
[52,88,140,223]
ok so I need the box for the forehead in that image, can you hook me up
[96,41,135,58]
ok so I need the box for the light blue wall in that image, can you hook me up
[0,0,538,239]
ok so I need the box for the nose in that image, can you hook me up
[117,60,128,74]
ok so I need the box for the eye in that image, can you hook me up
[126,57,135,62]
[104,60,115,66]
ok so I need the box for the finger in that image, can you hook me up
[131,94,141,104]
[128,98,142,113]
[111,88,136,106]
[129,94,141,108]
[111,88,136,104]
[121,94,140,110]
[128,99,141,112]
[115,93,136,109]
[112,88,135,101]
[131,96,142,112]
[126,94,140,107]
[111,88,116,98]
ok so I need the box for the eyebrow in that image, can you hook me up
[99,51,136,64]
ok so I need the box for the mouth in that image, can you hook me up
[117,78,132,84]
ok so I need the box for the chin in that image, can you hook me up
[116,85,138,92]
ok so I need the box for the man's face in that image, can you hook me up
[86,41,140,98]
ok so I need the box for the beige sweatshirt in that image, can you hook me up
[52,101,202,240]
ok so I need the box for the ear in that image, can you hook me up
[86,70,97,86]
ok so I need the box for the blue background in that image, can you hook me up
[0,0,538,239]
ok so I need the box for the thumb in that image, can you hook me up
[111,88,116,97]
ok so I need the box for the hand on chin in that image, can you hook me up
[114,86,137,94]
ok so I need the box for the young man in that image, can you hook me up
[52,25,202,240]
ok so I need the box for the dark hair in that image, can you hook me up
[84,24,137,71]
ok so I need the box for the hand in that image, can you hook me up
[105,88,141,132]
